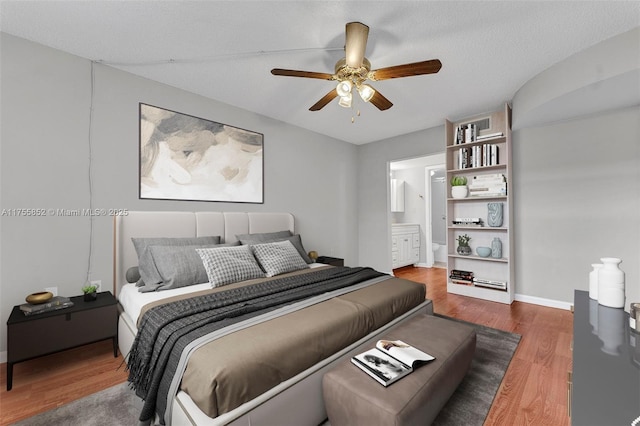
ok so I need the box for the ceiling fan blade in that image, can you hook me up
[369,59,442,81]
[345,22,369,68]
[309,89,339,111]
[271,69,335,80]
[369,90,393,111]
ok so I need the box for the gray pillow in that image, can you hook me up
[235,230,292,244]
[237,231,312,264]
[132,236,221,288]
[132,236,221,257]
[251,240,309,277]
[125,266,140,283]
[137,244,220,292]
[196,245,265,288]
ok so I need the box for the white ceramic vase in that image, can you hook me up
[598,257,625,308]
[451,186,468,199]
[589,263,603,300]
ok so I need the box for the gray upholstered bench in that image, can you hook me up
[322,314,476,426]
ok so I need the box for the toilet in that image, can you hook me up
[432,242,446,266]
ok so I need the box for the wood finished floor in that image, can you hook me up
[396,265,573,426]
[0,266,573,425]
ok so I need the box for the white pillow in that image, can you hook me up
[251,240,309,277]
[196,245,265,287]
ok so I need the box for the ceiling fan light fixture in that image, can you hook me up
[338,92,352,108]
[357,84,375,102]
[270,22,441,112]
[336,80,352,97]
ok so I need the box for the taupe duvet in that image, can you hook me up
[134,266,426,421]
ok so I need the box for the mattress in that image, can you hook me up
[119,262,327,326]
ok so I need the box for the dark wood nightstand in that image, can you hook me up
[6,291,118,390]
[316,256,344,267]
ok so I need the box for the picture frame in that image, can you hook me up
[139,103,264,203]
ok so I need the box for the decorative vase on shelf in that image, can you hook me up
[598,257,625,308]
[589,263,603,300]
[457,245,471,256]
[451,186,468,199]
[487,202,503,227]
[491,237,502,259]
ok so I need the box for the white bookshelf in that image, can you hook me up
[445,104,514,304]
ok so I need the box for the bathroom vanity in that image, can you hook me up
[391,223,420,269]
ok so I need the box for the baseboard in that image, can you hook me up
[0,350,6,363]
[515,294,573,311]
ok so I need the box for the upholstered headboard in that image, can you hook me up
[113,211,295,296]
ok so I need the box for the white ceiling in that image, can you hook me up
[1,1,639,145]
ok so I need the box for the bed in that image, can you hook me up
[114,211,433,425]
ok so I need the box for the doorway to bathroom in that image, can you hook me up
[389,153,446,269]
[426,167,447,268]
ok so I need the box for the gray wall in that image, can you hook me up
[357,126,445,272]
[0,33,358,355]
[513,106,640,305]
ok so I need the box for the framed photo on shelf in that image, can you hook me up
[139,103,264,203]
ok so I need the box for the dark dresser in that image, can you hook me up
[571,290,639,425]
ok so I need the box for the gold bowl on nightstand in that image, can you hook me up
[26,291,53,304]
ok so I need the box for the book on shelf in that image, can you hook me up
[471,173,505,182]
[469,174,507,196]
[476,132,503,141]
[454,125,465,145]
[490,144,499,165]
[450,279,474,286]
[351,340,435,387]
[450,274,473,282]
[457,144,499,169]
[465,123,477,143]
[473,278,507,290]
[20,296,74,315]
[450,269,474,282]
[468,186,507,197]
[452,218,484,226]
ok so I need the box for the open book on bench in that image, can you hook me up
[351,339,435,386]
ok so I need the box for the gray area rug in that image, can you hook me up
[11,382,142,426]
[13,316,520,426]
[432,314,521,425]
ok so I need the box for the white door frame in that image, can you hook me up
[424,163,445,267]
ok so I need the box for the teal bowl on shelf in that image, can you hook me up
[476,247,492,257]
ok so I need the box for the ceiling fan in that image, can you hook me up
[271,22,442,112]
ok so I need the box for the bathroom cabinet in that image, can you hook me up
[391,224,420,269]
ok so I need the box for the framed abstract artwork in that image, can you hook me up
[139,103,264,203]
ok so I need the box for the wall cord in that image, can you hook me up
[86,61,95,285]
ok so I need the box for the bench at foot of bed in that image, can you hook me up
[322,314,476,426]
